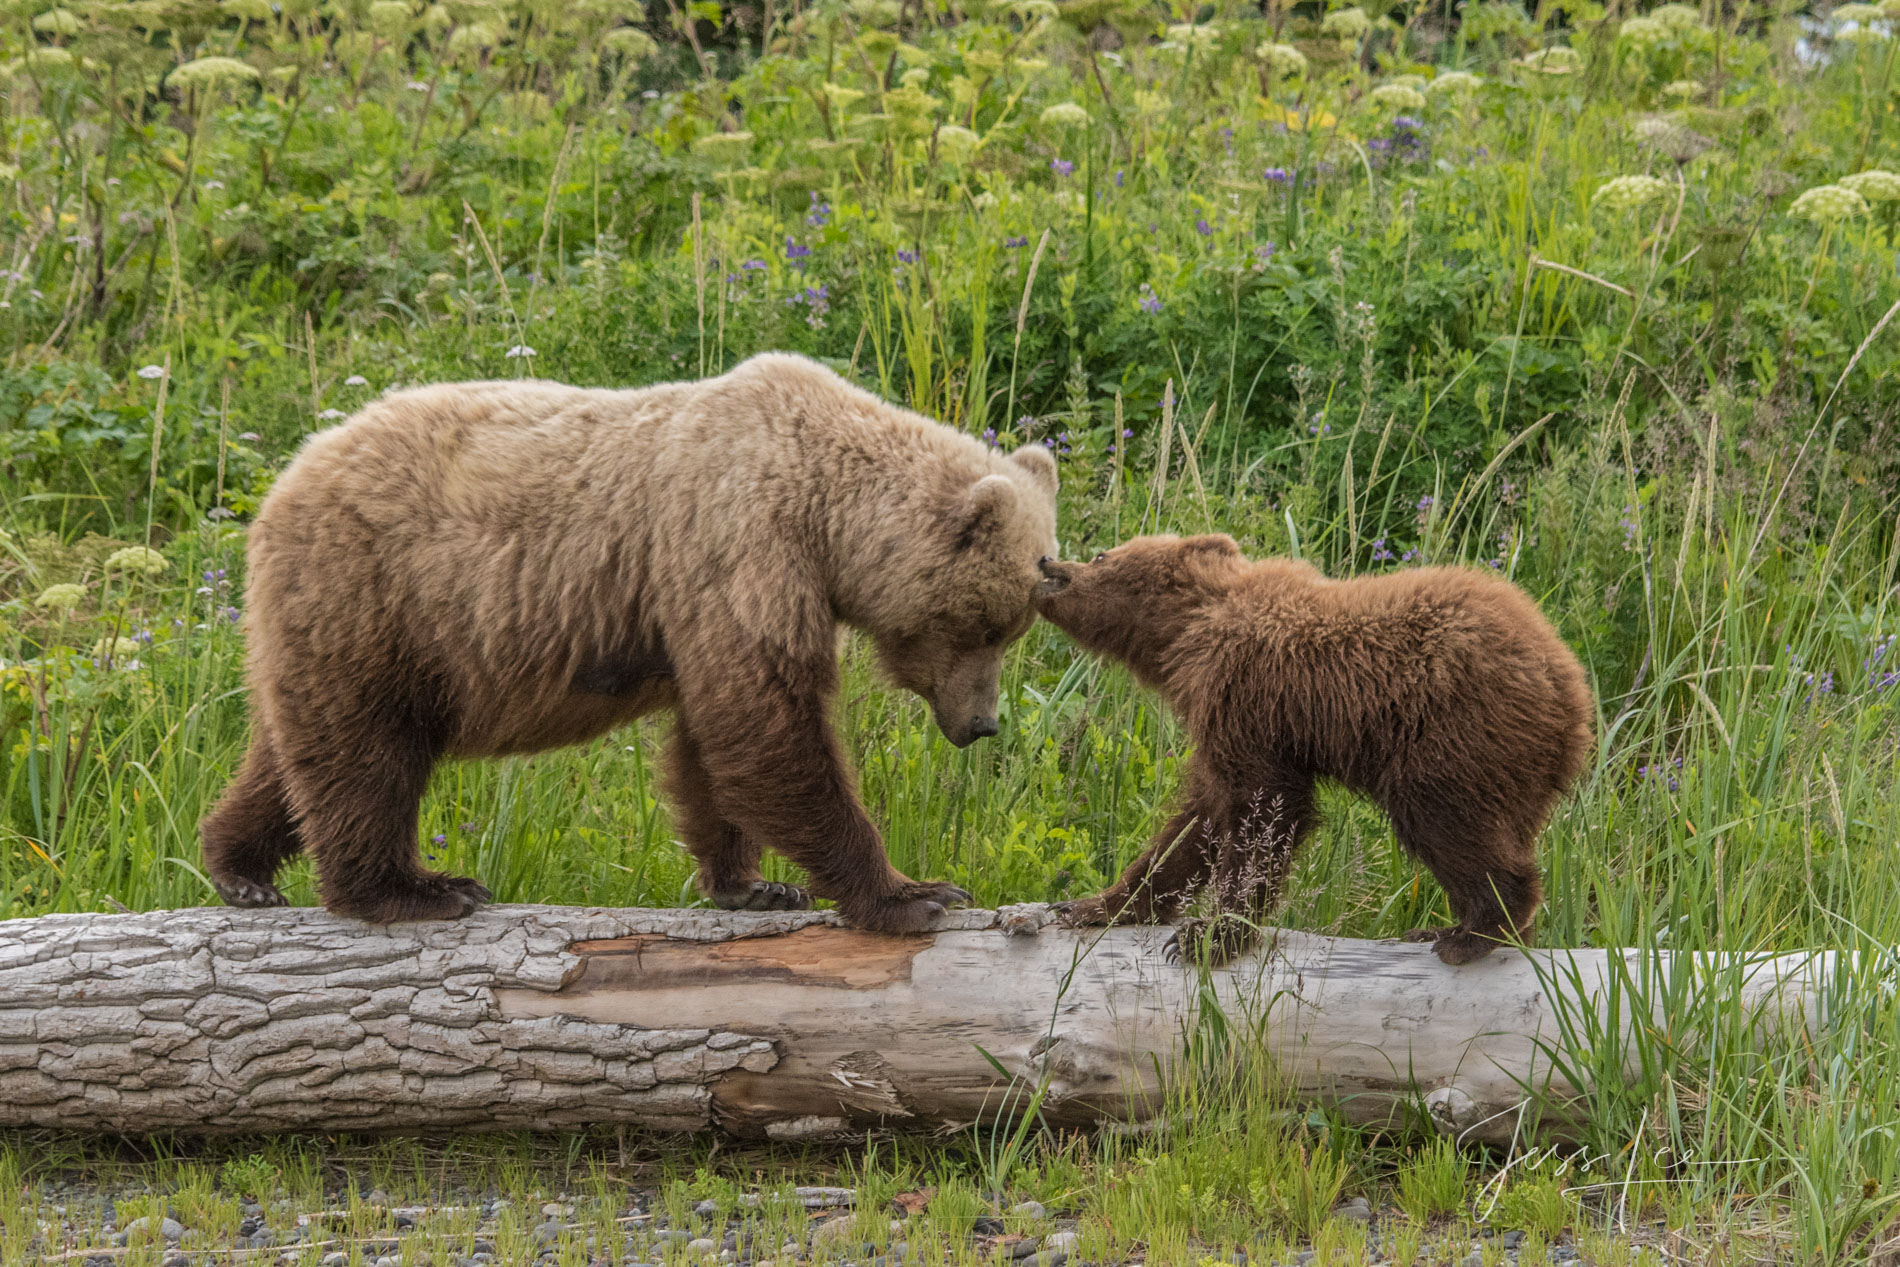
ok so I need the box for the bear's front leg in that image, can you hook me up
[676,666,967,934]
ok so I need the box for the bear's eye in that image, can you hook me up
[983,626,1005,646]
[1091,551,1108,564]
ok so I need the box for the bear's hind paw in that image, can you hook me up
[212,876,288,909]
[712,880,814,912]
[844,893,950,935]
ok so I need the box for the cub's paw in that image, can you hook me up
[1051,896,1113,928]
[1403,926,1503,965]
[1162,914,1266,967]
[843,894,951,935]
[711,880,814,912]
[212,876,288,909]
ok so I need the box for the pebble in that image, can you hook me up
[1045,1231,1079,1253]
[1024,1255,1068,1267]
[973,1216,1006,1235]
[321,1254,348,1267]
[531,1222,563,1246]
[374,1258,398,1267]
[161,1255,188,1267]
[810,1216,858,1245]
[394,1211,415,1229]
[688,1237,720,1254]
[1334,1197,1373,1224]
[1009,1235,1043,1258]
[121,1216,186,1244]
[1460,1253,1484,1267]
[1008,1201,1047,1222]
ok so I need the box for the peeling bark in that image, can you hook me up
[0,905,1830,1143]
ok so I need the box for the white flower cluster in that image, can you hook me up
[1321,7,1371,40]
[1591,174,1673,210]
[171,56,261,91]
[1841,169,1900,201]
[1039,102,1089,127]
[1790,184,1871,222]
[1255,42,1308,77]
[104,546,168,577]
[1370,83,1427,110]
[1428,71,1482,93]
[1516,45,1581,74]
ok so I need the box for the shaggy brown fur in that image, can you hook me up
[201,353,1058,932]
[1034,535,1593,965]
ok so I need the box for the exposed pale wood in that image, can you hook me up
[0,904,1829,1143]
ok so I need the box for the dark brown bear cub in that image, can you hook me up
[1034,535,1593,965]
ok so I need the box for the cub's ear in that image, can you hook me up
[957,474,1020,550]
[1183,534,1242,558]
[1009,444,1059,497]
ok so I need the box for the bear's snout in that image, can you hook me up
[1036,556,1075,599]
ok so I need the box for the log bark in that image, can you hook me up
[0,904,1830,1144]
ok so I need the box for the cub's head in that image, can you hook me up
[1032,534,1246,682]
[870,445,1058,748]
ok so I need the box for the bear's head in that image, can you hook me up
[1032,534,1246,686]
[868,445,1059,748]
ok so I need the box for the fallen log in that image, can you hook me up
[0,904,1831,1144]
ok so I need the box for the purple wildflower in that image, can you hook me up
[982,427,998,448]
[1196,217,1214,237]
[1371,538,1395,563]
[1138,283,1162,314]
[806,191,831,227]
[1005,235,1029,248]
[1050,158,1075,177]
[1263,167,1290,183]
[784,236,811,265]
[896,248,920,265]
[1113,169,1125,187]
[1252,243,1276,271]
[742,258,767,271]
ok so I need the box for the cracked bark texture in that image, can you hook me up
[0,904,1832,1143]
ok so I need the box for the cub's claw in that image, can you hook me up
[1163,914,1266,967]
[1052,896,1112,928]
[213,877,287,909]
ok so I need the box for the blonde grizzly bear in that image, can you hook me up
[1034,535,1593,965]
[200,353,1059,932]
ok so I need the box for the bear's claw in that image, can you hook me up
[1163,914,1267,967]
[895,880,972,908]
[1403,925,1503,965]
[1052,896,1112,928]
[213,876,288,909]
[712,880,813,912]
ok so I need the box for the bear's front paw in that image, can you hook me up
[1052,896,1111,927]
[711,879,814,912]
[334,875,492,924]
[894,879,972,908]
[213,876,288,909]
[843,893,951,935]
[1162,914,1267,967]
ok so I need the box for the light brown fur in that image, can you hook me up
[201,353,1058,931]
[1034,535,1594,965]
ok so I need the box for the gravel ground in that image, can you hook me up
[12,1182,1687,1266]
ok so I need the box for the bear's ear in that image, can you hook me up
[1009,444,1059,497]
[1183,534,1242,558]
[957,474,1020,551]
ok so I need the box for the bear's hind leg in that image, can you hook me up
[275,701,490,923]
[201,728,301,909]
[1394,811,1542,965]
[667,724,811,912]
